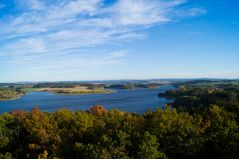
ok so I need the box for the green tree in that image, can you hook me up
[138,131,167,159]
[145,106,207,158]
[201,105,239,159]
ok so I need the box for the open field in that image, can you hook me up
[23,86,113,95]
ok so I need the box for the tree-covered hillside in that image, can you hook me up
[159,84,239,114]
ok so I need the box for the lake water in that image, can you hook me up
[0,85,174,114]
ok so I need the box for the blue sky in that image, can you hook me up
[0,0,239,82]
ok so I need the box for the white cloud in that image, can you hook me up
[173,7,207,17]
[0,0,190,50]
[112,0,169,26]
[27,0,46,10]
[11,38,45,53]
[15,0,46,11]
[0,0,205,73]
[3,50,128,71]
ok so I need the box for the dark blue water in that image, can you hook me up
[0,85,174,114]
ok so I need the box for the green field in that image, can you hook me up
[23,87,113,95]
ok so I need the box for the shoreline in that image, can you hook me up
[0,93,25,101]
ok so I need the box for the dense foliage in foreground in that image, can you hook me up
[0,105,239,159]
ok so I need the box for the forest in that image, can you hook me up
[1,80,239,159]
[0,104,239,159]
[159,81,239,114]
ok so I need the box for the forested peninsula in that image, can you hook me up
[0,88,25,101]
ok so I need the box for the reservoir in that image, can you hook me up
[0,85,174,114]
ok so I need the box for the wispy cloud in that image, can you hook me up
[0,0,206,80]
[173,7,207,18]
[17,0,46,11]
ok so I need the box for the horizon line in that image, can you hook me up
[1,78,239,84]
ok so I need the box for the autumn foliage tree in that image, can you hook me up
[0,105,239,159]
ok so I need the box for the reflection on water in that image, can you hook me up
[0,85,174,114]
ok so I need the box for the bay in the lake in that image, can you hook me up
[0,85,174,114]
